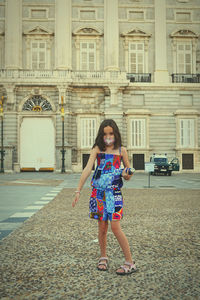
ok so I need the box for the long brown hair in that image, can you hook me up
[93,119,122,151]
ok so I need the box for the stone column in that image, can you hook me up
[154,0,169,83]
[5,0,22,69]
[55,0,72,70]
[104,0,119,71]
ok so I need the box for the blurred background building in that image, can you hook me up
[0,0,199,173]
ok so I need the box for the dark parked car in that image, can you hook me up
[150,154,179,176]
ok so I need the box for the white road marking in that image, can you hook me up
[10,212,35,218]
[35,201,50,204]
[24,206,44,210]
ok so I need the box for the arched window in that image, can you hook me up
[22,95,52,111]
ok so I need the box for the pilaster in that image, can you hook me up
[5,0,22,69]
[104,0,119,71]
[154,0,169,83]
[55,0,72,70]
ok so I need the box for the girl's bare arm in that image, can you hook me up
[76,147,98,191]
[72,146,98,207]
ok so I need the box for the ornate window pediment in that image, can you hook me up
[73,26,103,37]
[121,28,151,38]
[170,29,198,39]
[24,26,54,36]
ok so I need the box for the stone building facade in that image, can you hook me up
[0,0,200,173]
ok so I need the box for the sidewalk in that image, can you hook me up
[0,171,200,189]
[0,187,199,299]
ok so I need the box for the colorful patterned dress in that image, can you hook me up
[89,152,124,221]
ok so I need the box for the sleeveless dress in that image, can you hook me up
[89,152,124,221]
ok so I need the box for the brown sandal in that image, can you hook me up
[97,257,108,271]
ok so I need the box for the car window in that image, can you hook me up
[154,158,167,163]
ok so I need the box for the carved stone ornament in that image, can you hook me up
[73,26,103,37]
[83,28,94,34]
[121,28,151,38]
[170,29,199,39]
[23,26,54,36]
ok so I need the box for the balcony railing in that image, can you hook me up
[126,73,151,83]
[0,69,72,78]
[0,69,127,81]
[72,71,106,79]
[171,73,200,83]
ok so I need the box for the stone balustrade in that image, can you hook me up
[0,69,128,83]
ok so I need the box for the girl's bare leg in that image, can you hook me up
[98,220,109,270]
[111,220,133,273]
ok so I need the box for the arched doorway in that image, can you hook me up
[20,96,55,171]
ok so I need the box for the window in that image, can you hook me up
[31,41,46,69]
[170,30,198,74]
[122,28,151,73]
[131,119,146,148]
[180,119,194,148]
[177,43,192,73]
[129,42,144,73]
[73,27,102,71]
[24,26,53,70]
[81,118,96,148]
[80,42,96,71]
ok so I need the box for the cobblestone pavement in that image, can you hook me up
[0,188,199,300]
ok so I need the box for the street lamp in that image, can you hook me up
[60,96,66,173]
[0,96,5,173]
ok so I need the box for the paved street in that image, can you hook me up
[0,172,199,241]
[0,183,199,299]
[0,172,199,299]
[0,171,200,189]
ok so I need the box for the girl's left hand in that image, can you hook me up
[72,192,80,207]
[122,168,133,181]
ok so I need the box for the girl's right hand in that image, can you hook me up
[72,192,80,207]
